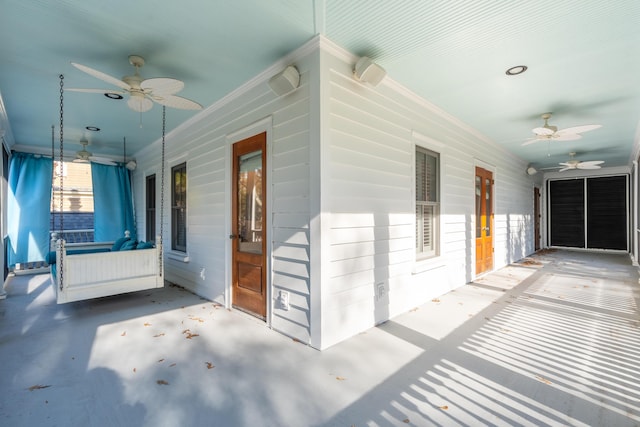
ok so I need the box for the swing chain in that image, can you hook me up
[159,106,166,277]
[58,74,64,290]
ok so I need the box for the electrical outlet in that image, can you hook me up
[377,283,386,300]
[278,290,290,311]
[200,267,206,281]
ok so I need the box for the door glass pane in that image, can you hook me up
[485,178,491,237]
[238,150,263,254]
[475,176,482,238]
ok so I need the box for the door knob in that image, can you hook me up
[229,234,237,239]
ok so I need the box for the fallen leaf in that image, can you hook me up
[121,331,126,336]
[205,362,214,369]
[27,385,51,391]
[133,368,137,373]
[336,376,346,381]
[439,405,449,410]
[156,380,169,385]
[158,359,165,363]
[431,298,440,303]
[169,363,176,367]
[153,333,165,338]
[535,375,552,385]
[182,329,199,339]
[403,419,410,424]
[144,322,151,327]
[484,317,491,321]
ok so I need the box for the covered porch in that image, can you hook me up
[1,249,639,426]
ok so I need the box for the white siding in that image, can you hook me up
[318,44,535,348]
[132,47,317,344]
[131,36,537,350]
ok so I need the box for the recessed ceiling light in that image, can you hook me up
[506,65,528,76]
[85,126,100,132]
[104,93,123,100]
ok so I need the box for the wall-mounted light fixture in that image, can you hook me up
[268,65,300,96]
[353,56,386,86]
[526,166,538,175]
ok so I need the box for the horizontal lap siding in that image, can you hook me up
[271,98,312,340]
[324,69,416,344]
[321,52,533,348]
[133,55,314,343]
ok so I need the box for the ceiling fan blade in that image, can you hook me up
[553,133,582,141]
[66,88,126,95]
[89,156,117,166]
[532,127,554,136]
[558,124,602,135]
[577,160,604,169]
[71,62,131,91]
[558,167,572,172]
[73,158,89,164]
[577,164,602,170]
[152,94,203,110]
[558,162,572,167]
[141,78,184,96]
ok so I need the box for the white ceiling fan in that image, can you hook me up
[66,55,202,113]
[522,113,601,146]
[543,152,604,172]
[73,140,117,166]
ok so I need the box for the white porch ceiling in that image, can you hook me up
[1,0,639,171]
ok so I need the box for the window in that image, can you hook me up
[171,163,187,252]
[415,147,440,259]
[145,174,156,242]
[50,161,95,243]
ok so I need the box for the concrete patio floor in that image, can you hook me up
[1,249,639,427]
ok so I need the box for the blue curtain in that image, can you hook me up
[91,163,135,242]
[7,152,53,267]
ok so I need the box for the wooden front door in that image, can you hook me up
[231,133,267,319]
[475,167,494,275]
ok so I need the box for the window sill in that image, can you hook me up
[413,255,445,274]
[167,251,189,263]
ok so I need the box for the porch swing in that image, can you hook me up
[51,74,165,304]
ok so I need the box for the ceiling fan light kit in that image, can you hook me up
[127,91,153,112]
